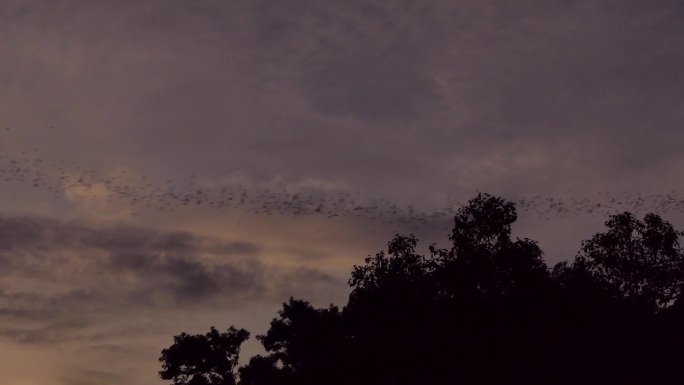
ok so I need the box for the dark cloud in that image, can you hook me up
[2,0,680,198]
[302,46,438,120]
[158,256,260,304]
[0,214,340,346]
[82,227,198,255]
[0,216,50,250]
[210,241,262,256]
[0,316,91,345]
[248,0,442,120]
[270,267,343,305]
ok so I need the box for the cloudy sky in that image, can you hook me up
[1,1,683,384]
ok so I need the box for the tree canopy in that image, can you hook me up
[159,326,249,385]
[576,212,684,309]
[159,193,684,385]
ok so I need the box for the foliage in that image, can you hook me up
[160,194,684,385]
[257,298,345,376]
[575,212,684,310]
[159,326,249,385]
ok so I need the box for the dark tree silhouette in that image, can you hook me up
[341,193,556,384]
[159,326,249,385]
[550,211,684,383]
[574,212,684,310]
[433,193,551,301]
[256,298,347,385]
[159,194,684,385]
[344,233,437,385]
[348,233,432,300]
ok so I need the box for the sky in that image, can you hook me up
[1,1,683,384]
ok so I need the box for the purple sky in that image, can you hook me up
[1,1,684,384]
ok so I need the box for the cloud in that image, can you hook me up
[0,214,340,346]
[247,0,443,119]
[301,45,438,120]
[1,0,682,204]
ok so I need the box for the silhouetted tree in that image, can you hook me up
[348,234,433,302]
[159,326,249,385]
[575,212,684,311]
[550,211,684,383]
[238,355,292,385]
[342,194,555,384]
[345,233,437,385]
[247,298,347,385]
[433,193,551,300]
[160,194,684,385]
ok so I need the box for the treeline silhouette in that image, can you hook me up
[159,193,684,385]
